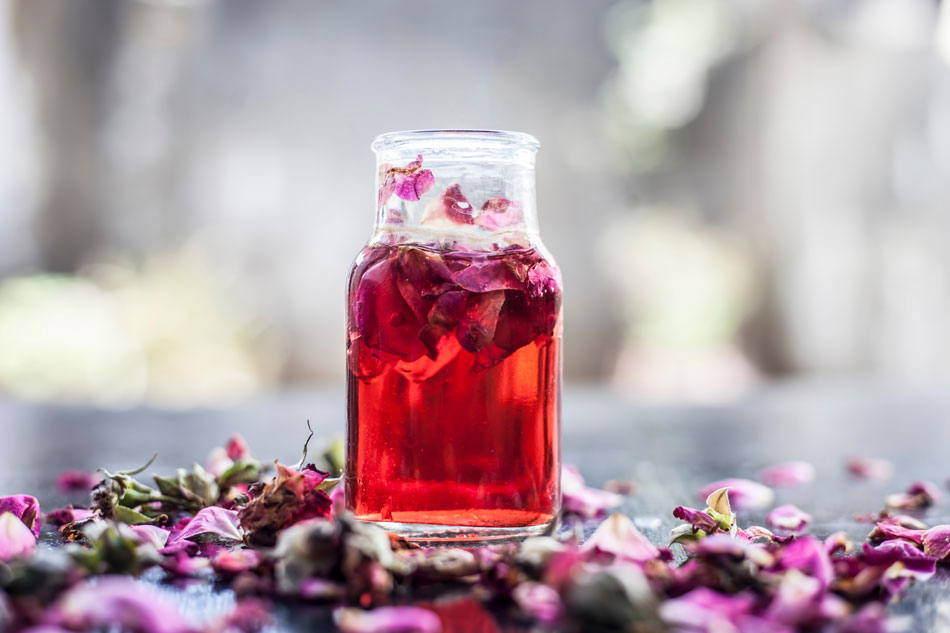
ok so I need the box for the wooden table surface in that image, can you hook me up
[2,381,949,632]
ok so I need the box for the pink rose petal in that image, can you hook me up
[50,576,195,633]
[886,481,941,511]
[846,456,894,481]
[213,548,263,574]
[512,582,561,624]
[0,495,41,538]
[561,465,623,519]
[758,461,816,487]
[333,606,442,633]
[46,506,94,527]
[582,513,659,563]
[475,197,523,231]
[775,536,834,590]
[55,470,101,493]
[168,507,242,544]
[696,479,775,512]
[766,504,812,535]
[0,511,37,561]
[922,525,950,561]
[129,524,170,549]
[672,506,719,532]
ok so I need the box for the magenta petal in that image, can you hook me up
[393,169,435,202]
[766,504,812,535]
[886,480,941,510]
[660,588,756,632]
[213,548,263,573]
[169,507,242,544]
[0,495,41,538]
[475,197,523,231]
[561,465,623,519]
[758,461,816,487]
[451,260,525,293]
[862,541,936,579]
[922,525,950,560]
[52,576,195,633]
[672,506,718,532]
[55,470,101,493]
[696,479,775,511]
[582,513,659,563]
[0,512,37,561]
[130,525,170,549]
[46,506,94,527]
[824,531,854,555]
[846,456,894,480]
[776,536,834,591]
[512,582,561,624]
[869,520,925,545]
[333,606,442,633]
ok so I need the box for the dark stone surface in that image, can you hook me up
[2,381,949,631]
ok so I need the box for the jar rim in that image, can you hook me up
[371,129,540,153]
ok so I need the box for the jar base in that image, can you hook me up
[367,518,556,546]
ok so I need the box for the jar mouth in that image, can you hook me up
[372,129,540,153]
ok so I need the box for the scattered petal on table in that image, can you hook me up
[697,479,775,511]
[759,461,816,487]
[334,606,442,633]
[766,504,812,535]
[845,456,894,481]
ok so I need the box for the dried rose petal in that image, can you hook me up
[333,606,441,633]
[455,290,505,353]
[660,587,756,632]
[354,256,427,362]
[475,197,523,231]
[861,540,936,580]
[46,505,94,527]
[526,261,560,299]
[378,155,435,206]
[451,259,527,293]
[766,504,812,535]
[696,479,775,512]
[886,481,941,511]
[758,461,816,487]
[775,536,833,590]
[922,525,950,560]
[439,184,475,224]
[0,495,41,538]
[582,513,660,564]
[169,506,242,544]
[392,156,435,202]
[50,576,195,633]
[0,512,37,561]
[512,581,561,623]
[672,506,719,532]
[690,533,774,567]
[213,548,263,574]
[561,465,623,519]
[846,456,894,481]
[868,519,926,545]
[55,470,101,493]
[129,524,170,549]
[824,531,854,555]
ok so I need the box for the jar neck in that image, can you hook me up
[372,130,539,249]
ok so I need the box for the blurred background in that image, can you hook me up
[0,0,949,407]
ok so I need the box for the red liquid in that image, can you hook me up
[345,243,561,528]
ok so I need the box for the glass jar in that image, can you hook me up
[344,130,562,543]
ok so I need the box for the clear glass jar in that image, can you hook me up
[344,130,562,543]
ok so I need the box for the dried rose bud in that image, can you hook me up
[886,481,941,511]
